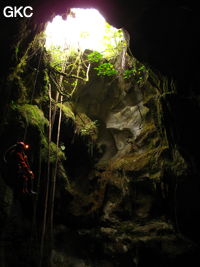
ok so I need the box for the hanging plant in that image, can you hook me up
[94,62,117,77]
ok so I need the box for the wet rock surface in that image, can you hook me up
[1,1,200,266]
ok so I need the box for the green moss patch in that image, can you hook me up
[75,113,98,139]
[109,146,169,173]
[14,104,48,134]
[41,139,66,163]
[57,102,75,121]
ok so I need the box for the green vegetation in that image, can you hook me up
[102,23,126,58]
[45,15,149,96]
[80,120,98,136]
[57,102,75,121]
[10,103,66,163]
[48,45,67,71]
[123,65,148,85]
[94,62,117,77]
[11,103,48,134]
[45,19,127,97]
[41,139,66,163]
[87,51,103,63]
[75,113,98,139]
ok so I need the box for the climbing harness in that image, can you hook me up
[4,141,36,195]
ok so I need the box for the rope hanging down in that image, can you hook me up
[39,82,52,267]
[49,62,66,241]
[39,59,67,266]
[23,46,44,142]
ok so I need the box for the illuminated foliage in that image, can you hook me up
[94,62,117,77]
[87,51,103,63]
[44,8,148,95]
[123,65,148,85]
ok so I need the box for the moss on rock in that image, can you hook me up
[57,102,75,121]
[109,146,168,173]
[41,139,66,163]
[75,113,98,140]
[14,103,48,133]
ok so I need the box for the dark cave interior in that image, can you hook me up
[1,0,200,267]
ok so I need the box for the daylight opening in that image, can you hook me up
[45,8,126,58]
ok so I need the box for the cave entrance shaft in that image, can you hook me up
[44,8,127,98]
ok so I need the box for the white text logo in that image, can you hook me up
[3,6,33,18]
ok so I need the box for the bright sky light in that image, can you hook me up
[45,8,124,55]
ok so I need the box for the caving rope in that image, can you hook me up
[25,43,46,261]
[23,42,44,142]
[39,59,67,267]
[39,82,52,267]
[50,93,63,238]
[2,41,45,264]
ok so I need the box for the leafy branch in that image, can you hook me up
[94,62,117,77]
[49,66,88,81]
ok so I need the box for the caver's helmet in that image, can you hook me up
[3,142,30,164]
[16,141,29,150]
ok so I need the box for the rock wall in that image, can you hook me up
[0,1,200,266]
[48,60,199,266]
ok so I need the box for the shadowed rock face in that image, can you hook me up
[0,1,200,267]
[1,0,199,83]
